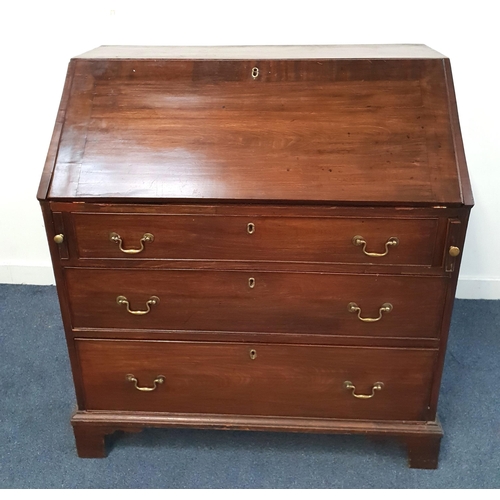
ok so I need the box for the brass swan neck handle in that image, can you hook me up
[110,232,154,254]
[348,302,393,322]
[352,235,399,257]
[344,381,384,399]
[126,374,165,392]
[116,295,160,315]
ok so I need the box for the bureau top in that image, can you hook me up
[75,45,446,60]
[39,45,472,206]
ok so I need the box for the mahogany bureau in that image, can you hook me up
[37,45,473,469]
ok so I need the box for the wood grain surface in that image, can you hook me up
[72,212,440,266]
[65,268,448,338]
[76,339,437,421]
[38,46,473,468]
[45,57,466,205]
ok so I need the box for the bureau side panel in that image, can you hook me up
[37,61,77,201]
[443,59,473,207]
[39,202,86,408]
[427,208,472,419]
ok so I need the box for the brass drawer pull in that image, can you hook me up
[348,302,393,322]
[126,374,165,392]
[344,381,384,399]
[110,232,154,254]
[352,235,399,257]
[117,295,160,315]
[247,222,255,234]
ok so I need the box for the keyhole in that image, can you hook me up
[249,349,257,360]
[247,222,255,234]
[252,67,259,79]
[248,277,255,289]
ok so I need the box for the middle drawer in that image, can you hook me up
[65,268,447,338]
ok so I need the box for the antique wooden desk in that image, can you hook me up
[37,45,472,468]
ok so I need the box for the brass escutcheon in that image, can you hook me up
[249,349,257,360]
[251,67,259,79]
[110,232,154,254]
[248,277,256,289]
[126,374,165,392]
[247,222,255,234]
[344,381,384,399]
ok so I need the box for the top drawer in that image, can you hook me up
[71,213,440,266]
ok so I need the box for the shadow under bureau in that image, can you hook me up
[38,45,473,469]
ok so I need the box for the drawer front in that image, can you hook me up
[66,268,447,338]
[72,213,440,266]
[76,339,437,421]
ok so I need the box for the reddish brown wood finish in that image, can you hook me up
[55,202,456,276]
[39,46,473,468]
[443,59,474,207]
[76,339,437,421]
[37,61,76,201]
[72,212,440,266]
[72,425,109,458]
[44,54,467,205]
[40,202,86,408]
[65,268,448,338]
[405,434,442,469]
[71,410,444,464]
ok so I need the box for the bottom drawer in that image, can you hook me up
[76,339,437,421]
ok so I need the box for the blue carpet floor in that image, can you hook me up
[0,284,499,488]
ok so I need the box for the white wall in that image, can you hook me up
[1,0,498,298]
